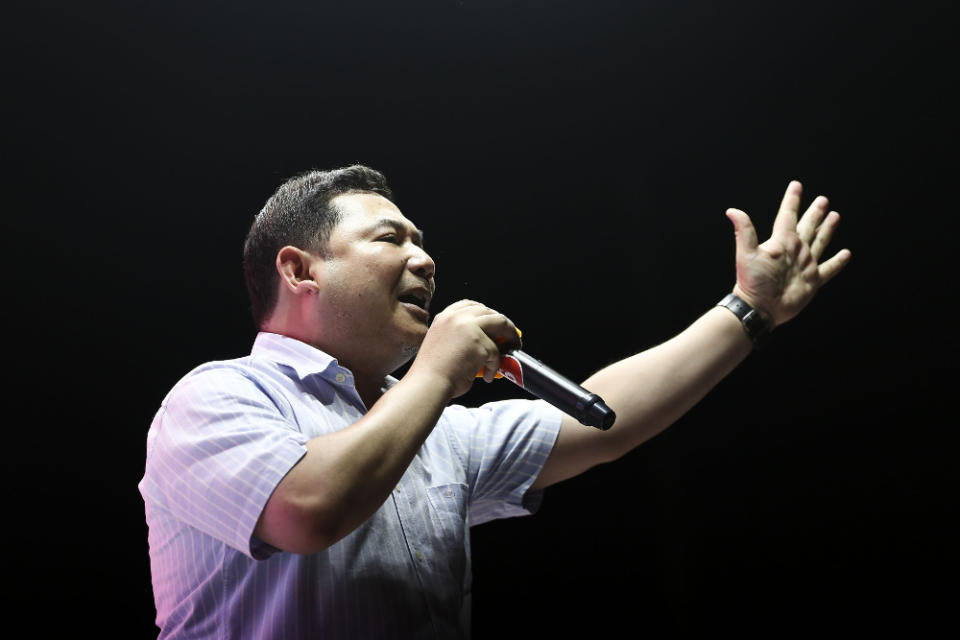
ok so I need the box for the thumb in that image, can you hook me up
[726,208,759,258]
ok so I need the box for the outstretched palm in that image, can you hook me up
[726,181,852,327]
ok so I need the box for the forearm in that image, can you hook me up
[535,181,850,490]
[255,369,454,553]
[586,305,753,459]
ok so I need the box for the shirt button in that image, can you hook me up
[415,550,424,561]
[334,372,346,383]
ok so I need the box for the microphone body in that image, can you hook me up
[496,350,616,430]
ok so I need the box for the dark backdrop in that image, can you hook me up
[6,1,955,636]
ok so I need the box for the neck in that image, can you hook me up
[352,373,389,410]
[262,309,412,410]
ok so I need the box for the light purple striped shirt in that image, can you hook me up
[139,332,561,639]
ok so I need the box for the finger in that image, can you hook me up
[481,336,504,383]
[772,180,803,236]
[817,248,852,284]
[475,312,522,351]
[445,299,483,311]
[810,211,841,261]
[450,302,520,344]
[436,299,482,320]
[797,195,830,245]
[726,208,759,257]
[442,300,509,327]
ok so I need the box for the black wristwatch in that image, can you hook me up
[717,293,773,348]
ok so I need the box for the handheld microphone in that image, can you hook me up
[493,350,616,430]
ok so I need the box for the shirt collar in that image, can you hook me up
[250,332,400,392]
[251,332,351,384]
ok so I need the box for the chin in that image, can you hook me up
[400,327,426,355]
[387,327,424,367]
[381,342,418,376]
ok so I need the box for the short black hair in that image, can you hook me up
[242,165,394,327]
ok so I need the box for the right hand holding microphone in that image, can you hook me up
[408,299,522,398]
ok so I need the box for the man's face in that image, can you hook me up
[310,192,436,373]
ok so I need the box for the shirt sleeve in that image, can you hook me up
[442,398,563,526]
[140,364,309,559]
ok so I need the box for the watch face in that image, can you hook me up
[743,311,771,346]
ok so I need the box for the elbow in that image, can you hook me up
[593,420,652,465]
[595,432,628,465]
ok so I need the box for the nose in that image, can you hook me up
[407,244,436,281]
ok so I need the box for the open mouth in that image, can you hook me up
[398,293,428,309]
[397,289,431,317]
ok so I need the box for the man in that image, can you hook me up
[139,165,850,638]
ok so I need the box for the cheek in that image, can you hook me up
[320,252,405,308]
[324,271,386,312]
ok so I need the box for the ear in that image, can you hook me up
[276,246,321,296]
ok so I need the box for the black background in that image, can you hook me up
[5,1,956,636]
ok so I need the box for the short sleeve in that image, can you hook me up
[140,365,309,558]
[442,399,562,526]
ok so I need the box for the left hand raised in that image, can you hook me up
[726,180,852,327]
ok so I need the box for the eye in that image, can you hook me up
[377,234,401,244]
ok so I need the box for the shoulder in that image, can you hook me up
[148,355,306,451]
[161,354,293,410]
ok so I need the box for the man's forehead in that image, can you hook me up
[332,192,423,236]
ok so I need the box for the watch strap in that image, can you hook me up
[718,293,772,347]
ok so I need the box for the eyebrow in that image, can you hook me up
[373,217,425,246]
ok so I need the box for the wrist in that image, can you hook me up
[731,285,775,327]
[718,292,774,348]
[403,361,461,403]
